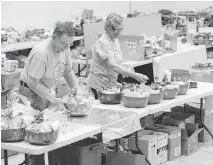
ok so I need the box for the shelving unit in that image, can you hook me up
[1,36,84,53]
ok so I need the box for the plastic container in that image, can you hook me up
[123,96,149,108]
[148,90,164,104]
[66,138,102,165]
[170,69,190,82]
[177,82,190,95]
[163,88,179,100]
[98,92,122,104]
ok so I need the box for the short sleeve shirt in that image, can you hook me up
[88,34,124,90]
[21,39,72,90]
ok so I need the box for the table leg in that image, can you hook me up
[200,98,213,143]
[135,131,152,165]
[115,139,120,152]
[78,64,80,77]
[184,104,188,113]
[4,150,8,165]
[44,153,49,165]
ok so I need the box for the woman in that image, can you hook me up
[88,13,149,99]
[20,22,78,165]
[20,21,78,111]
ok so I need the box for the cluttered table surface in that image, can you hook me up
[1,123,101,155]
[93,82,213,118]
[1,36,84,53]
[2,82,213,156]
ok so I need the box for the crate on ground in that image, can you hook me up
[65,138,102,165]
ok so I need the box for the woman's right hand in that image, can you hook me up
[134,73,149,83]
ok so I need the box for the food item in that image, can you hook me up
[102,88,120,94]
[172,81,190,95]
[1,116,26,130]
[147,85,164,104]
[164,84,179,89]
[122,83,150,108]
[1,111,26,142]
[98,84,122,104]
[123,89,149,98]
[163,84,179,99]
[25,113,59,145]
[63,93,93,116]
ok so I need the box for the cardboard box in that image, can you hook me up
[205,95,213,114]
[171,106,202,123]
[128,132,158,165]
[181,123,203,156]
[203,112,213,142]
[118,35,145,61]
[140,114,154,128]
[155,111,195,126]
[1,69,22,91]
[106,151,145,165]
[152,131,168,164]
[146,124,181,161]
[171,106,210,142]
[137,130,168,164]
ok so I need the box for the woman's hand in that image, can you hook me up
[70,87,78,96]
[134,73,149,83]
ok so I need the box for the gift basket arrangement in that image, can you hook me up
[63,92,94,117]
[97,83,122,104]
[122,83,150,108]
[97,69,193,109]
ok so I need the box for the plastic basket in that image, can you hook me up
[98,92,122,104]
[163,88,179,100]
[170,69,190,82]
[148,90,164,104]
[178,82,190,95]
[123,96,149,108]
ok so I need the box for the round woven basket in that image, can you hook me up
[123,96,149,108]
[1,128,25,142]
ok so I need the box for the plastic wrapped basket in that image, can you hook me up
[163,87,179,100]
[123,96,149,108]
[170,69,190,82]
[148,90,164,104]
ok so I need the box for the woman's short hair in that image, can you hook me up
[104,13,123,32]
[53,21,75,36]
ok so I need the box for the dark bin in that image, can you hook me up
[66,138,102,165]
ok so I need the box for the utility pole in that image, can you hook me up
[129,1,132,14]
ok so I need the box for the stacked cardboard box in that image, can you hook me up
[155,112,203,156]
[128,131,158,165]
[146,124,182,161]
